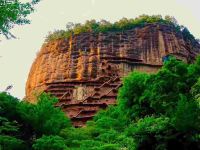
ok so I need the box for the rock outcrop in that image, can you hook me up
[25,23,200,127]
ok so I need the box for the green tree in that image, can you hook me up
[0,116,27,150]
[0,92,71,149]
[0,92,19,120]
[32,135,67,150]
[0,0,40,38]
[173,95,200,132]
[118,57,200,149]
[0,135,26,150]
[18,93,71,137]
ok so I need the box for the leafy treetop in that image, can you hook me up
[45,15,197,43]
[0,0,40,39]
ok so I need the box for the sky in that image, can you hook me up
[0,0,200,99]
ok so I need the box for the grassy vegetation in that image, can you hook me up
[45,15,197,44]
[1,56,200,149]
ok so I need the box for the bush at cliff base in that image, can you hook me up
[32,135,67,150]
[1,56,200,150]
[0,93,71,150]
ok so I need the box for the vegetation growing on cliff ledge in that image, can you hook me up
[45,15,197,44]
[1,56,200,149]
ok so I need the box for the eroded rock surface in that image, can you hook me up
[26,23,200,127]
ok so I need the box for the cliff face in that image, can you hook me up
[26,23,200,127]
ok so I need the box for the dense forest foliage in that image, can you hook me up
[1,56,200,150]
[45,15,196,44]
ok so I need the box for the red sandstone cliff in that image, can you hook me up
[25,23,200,127]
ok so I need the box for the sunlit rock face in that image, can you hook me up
[25,23,200,127]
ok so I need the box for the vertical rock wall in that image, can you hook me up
[25,23,200,126]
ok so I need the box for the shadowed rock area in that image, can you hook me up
[25,23,200,127]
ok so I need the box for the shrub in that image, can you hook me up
[32,135,67,150]
[45,15,197,44]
